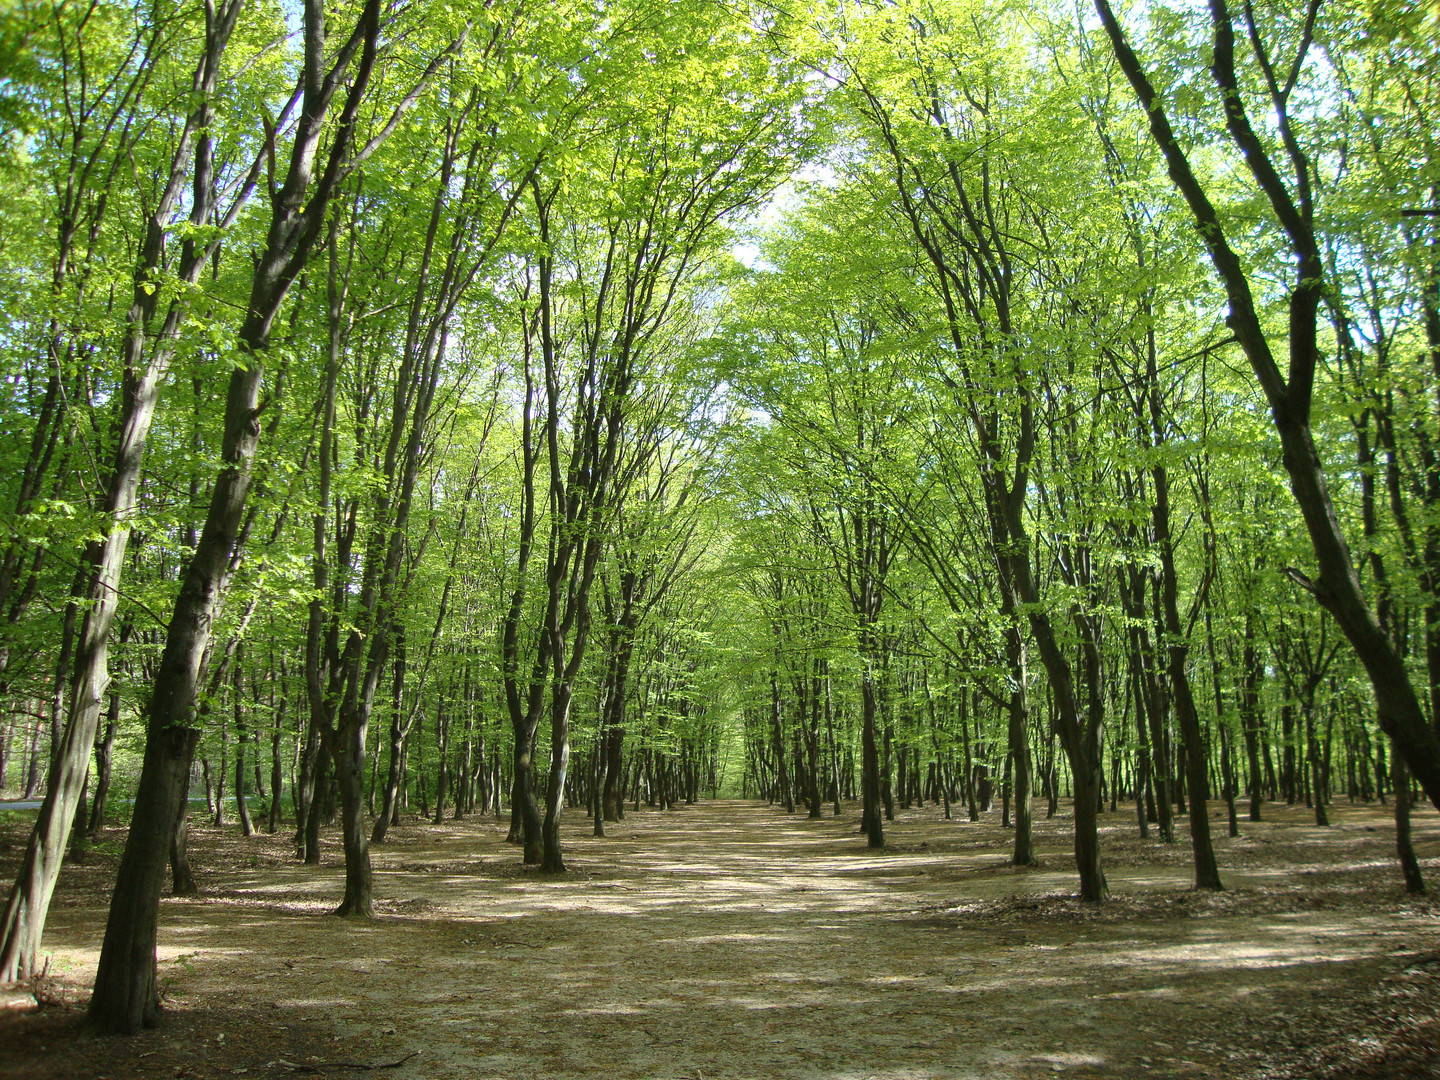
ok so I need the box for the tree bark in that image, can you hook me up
[234,664,254,838]
[1006,626,1035,866]
[540,681,574,872]
[1392,746,1425,894]
[859,657,884,849]
[89,684,121,838]
[331,707,372,916]
[170,767,197,898]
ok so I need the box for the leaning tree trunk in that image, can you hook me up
[1096,0,1440,809]
[87,0,387,1029]
[88,389,260,1030]
[0,0,245,982]
[1392,745,1425,894]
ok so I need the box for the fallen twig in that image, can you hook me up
[275,1054,416,1073]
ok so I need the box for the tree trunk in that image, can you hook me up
[1392,745,1425,894]
[268,660,287,833]
[805,671,823,819]
[541,681,573,872]
[509,734,543,863]
[88,723,199,1032]
[1241,614,1265,821]
[1171,655,1223,889]
[234,668,254,838]
[859,658,884,849]
[89,687,121,838]
[304,734,328,866]
[602,722,625,823]
[170,768,197,898]
[1307,705,1329,827]
[331,708,372,917]
[434,696,450,826]
[1095,0,1440,810]
[1007,628,1035,867]
[371,624,409,844]
[991,601,1035,860]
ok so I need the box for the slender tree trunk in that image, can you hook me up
[1219,724,1240,838]
[294,716,320,861]
[1282,704,1297,803]
[880,678,895,823]
[434,695,450,825]
[1145,432,1223,888]
[304,732,329,865]
[859,657,884,849]
[213,717,227,827]
[1242,614,1264,821]
[771,674,793,813]
[372,624,409,844]
[268,657,287,833]
[541,681,574,872]
[1392,745,1425,894]
[234,665,253,838]
[1307,703,1329,827]
[1007,626,1035,866]
[1129,658,1151,838]
[89,687,121,838]
[170,766,197,898]
[806,669,823,819]
[331,706,372,917]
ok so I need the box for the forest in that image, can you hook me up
[0,0,1438,1075]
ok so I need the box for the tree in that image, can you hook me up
[1094,0,1440,809]
[0,0,262,982]
[829,0,1111,897]
[87,0,464,1029]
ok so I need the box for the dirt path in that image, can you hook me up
[5,798,1440,1079]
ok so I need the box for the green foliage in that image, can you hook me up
[0,0,1431,860]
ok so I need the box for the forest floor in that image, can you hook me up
[1,797,1439,1080]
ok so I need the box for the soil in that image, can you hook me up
[2,797,1439,1080]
